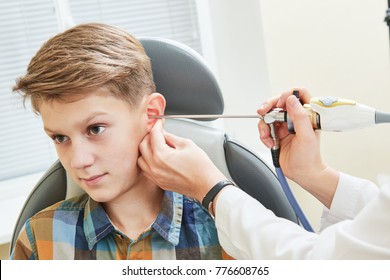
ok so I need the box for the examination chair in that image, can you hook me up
[10,37,298,252]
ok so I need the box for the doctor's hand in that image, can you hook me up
[257,88,339,208]
[138,120,227,202]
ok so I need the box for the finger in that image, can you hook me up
[138,156,160,186]
[162,130,193,150]
[150,118,163,137]
[257,95,280,115]
[258,119,274,148]
[275,87,313,108]
[257,88,304,116]
[275,89,295,108]
[286,95,315,139]
[138,132,166,184]
[275,122,291,140]
[139,133,152,162]
[292,86,312,104]
[150,120,191,151]
[137,154,149,173]
[138,134,153,174]
[149,119,169,151]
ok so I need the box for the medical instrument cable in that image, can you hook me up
[275,167,314,232]
[269,122,315,233]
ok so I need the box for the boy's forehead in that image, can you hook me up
[39,91,140,123]
[39,89,134,112]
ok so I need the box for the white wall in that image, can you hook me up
[206,0,271,156]
[207,0,390,229]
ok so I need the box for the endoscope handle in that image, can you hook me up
[287,96,376,132]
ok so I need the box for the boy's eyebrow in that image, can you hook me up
[44,112,111,134]
[82,111,111,125]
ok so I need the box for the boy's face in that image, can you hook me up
[39,89,157,202]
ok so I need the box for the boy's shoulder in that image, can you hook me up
[30,193,89,221]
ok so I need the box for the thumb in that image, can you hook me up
[286,95,314,138]
[162,131,191,149]
[149,119,166,150]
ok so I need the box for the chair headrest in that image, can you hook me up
[140,37,224,120]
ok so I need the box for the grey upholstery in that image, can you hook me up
[10,37,298,253]
[141,37,224,118]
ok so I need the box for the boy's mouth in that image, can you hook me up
[81,173,108,186]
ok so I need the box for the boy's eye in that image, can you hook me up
[53,135,69,144]
[89,125,106,135]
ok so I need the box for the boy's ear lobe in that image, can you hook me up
[146,93,166,129]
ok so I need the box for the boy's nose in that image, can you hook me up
[70,142,94,169]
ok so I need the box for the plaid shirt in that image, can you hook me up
[10,191,231,260]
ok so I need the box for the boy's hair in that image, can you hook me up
[13,23,156,113]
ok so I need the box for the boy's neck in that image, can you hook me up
[103,180,164,240]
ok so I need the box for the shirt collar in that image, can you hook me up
[83,191,184,249]
[152,191,183,246]
[83,197,115,250]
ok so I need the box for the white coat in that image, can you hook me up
[215,173,390,259]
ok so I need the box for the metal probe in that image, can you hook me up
[151,114,263,119]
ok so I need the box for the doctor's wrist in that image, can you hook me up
[195,168,228,202]
[298,166,340,208]
[202,179,235,218]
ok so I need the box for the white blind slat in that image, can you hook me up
[69,0,202,53]
[0,0,59,181]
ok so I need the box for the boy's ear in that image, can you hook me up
[145,92,166,130]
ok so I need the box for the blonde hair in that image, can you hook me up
[13,23,155,113]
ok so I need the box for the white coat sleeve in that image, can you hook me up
[319,172,379,230]
[215,175,390,259]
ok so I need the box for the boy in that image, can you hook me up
[10,23,229,260]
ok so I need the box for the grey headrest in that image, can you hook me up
[140,37,224,119]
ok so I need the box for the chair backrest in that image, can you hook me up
[10,37,298,252]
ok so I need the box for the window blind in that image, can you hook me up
[68,0,202,53]
[0,0,202,183]
[0,0,59,181]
